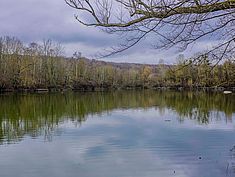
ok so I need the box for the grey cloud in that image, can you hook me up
[0,0,114,44]
[0,0,214,64]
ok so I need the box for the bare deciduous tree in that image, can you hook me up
[65,0,235,62]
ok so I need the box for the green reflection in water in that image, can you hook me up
[0,91,234,143]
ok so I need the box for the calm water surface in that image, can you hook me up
[0,91,235,177]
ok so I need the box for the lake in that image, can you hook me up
[0,91,235,177]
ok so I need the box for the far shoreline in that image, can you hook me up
[0,86,234,94]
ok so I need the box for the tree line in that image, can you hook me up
[0,36,234,91]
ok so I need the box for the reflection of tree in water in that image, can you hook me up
[162,92,235,124]
[181,108,210,124]
[0,91,234,143]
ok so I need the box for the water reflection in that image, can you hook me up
[0,91,235,177]
[0,91,234,144]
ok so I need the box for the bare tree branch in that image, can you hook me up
[66,0,235,63]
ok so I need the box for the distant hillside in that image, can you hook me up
[75,57,171,71]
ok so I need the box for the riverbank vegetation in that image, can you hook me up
[0,36,235,92]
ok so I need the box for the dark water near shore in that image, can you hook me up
[0,91,235,177]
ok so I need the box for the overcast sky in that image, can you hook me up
[0,0,213,64]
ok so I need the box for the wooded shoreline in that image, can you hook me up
[1,86,234,93]
[0,37,235,93]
